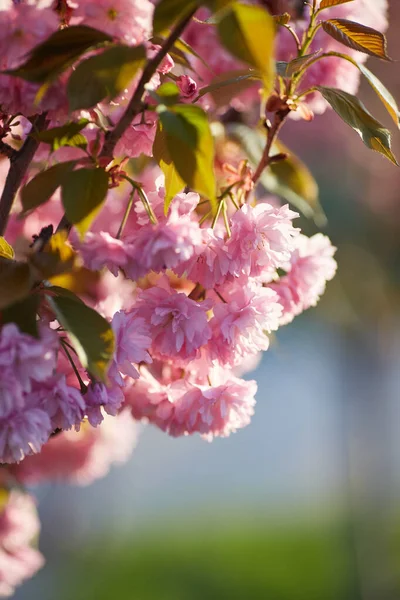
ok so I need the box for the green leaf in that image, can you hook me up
[48,295,115,382]
[20,161,77,214]
[153,123,186,215]
[61,168,109,238]
[322,19,391,60]
[67,44,146,111]
[156,104,217,210]
[227,123,326,223]
[149,82,181,105]
[153,0,197,35]
[316,87,398,165]
[276,51,321,78]
[197,69,261,108]
[319,0,355,9]
[31,119,89,151]
[2,294,39,337]
[217,3,275,95]
[0,259,33,310]
[357,63,400,129]
[0,237,14,260]
[4,25,113,83]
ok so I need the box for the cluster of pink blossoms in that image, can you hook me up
[0,0,376,594]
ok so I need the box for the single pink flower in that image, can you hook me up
[109,310,152,384]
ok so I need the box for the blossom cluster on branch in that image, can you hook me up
[0,0,396,595]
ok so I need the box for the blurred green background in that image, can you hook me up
[13,4,400,600]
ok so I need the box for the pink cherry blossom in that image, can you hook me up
[0,490,44,597]
[176,75,198,100]
[109,310,152,385]
[209,281,282,365]
[11,410,137,487]
[226,203,300,278]
[133,277,212,364]
[73,0,153,46]
[78,231,129,277]
[84,381,124,426]
[124,208,203,279]
[270,233,337,325]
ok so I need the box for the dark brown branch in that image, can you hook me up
[100,7,197,159]
[0,113,49,236]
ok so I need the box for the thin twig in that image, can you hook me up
[0,113,49,235]
[100,8,197,159]
[0,141,17,161]
[251,108,290,187]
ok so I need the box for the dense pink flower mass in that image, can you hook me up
[0,490,44,597]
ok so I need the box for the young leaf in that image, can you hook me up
[217,3,275,94]
[319,0,354,9]
[276,51,321,78]
[21,161,77,214]
[31,119,89,151]
[0,259,33,310]
[316,87,398,165]
[197,69,260,108]
[4,25,113,83]
[48,295,115,383]
[0,237,14,260]
[61,168,109,238]
[357,63,400,129]
[322,19,390,60]
[2,294,39,337]
[153,123,186,214]
[67,45,146,111]
[153,0,197,35]
[157,104,217,209]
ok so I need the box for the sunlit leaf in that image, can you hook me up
[322,19,390,60]
[156,104,217,211]
[4,25,113,83]
[29,231,77,280]
[197,69,261,108]
[61,168,109,238]
[153,123,186,215]
[320,0,354,8]
[276,51,321,78]
[357,63,399,128]
[21,161,77,214]
[48,295,115,382]
[31,119,89,151]
[0,237,14,260]
[49,268,101,297]
[67,45,146,111]
[317,86,398,165]
[217,3,275,95]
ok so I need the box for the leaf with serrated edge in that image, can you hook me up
[320,0,354,9]
[31,120,89,151]
[317,86,398,165]
[276,51,321,78]
[322,19,390,60]
[48,295,115,383]
[61,168,109,238]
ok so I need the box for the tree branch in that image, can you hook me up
[0,113,49,236]
[0,141,17,161]
[100,7,197,159]
[251,108,290,186]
